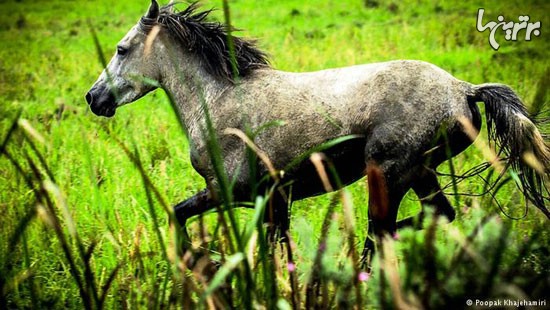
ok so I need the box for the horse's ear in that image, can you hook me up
[145,0,160,20]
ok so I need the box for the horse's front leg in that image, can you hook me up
[172,189,234,292]
[173,188,220,251]
[264,188,290,243]
[173,188,220,227]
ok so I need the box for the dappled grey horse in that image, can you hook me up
[86,1,550,263]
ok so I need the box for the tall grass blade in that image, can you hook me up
[221,0,239,81]
[530,66,550,117]
[0,110,22,154]
[481,221,510,297]
[203,252,244,299]
[305,195,338,308]
[87,20,108,68]
[24,154,92,309]
[98,263,122,308]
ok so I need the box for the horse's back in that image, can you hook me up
[238,59,474,157]
[292,60,474,136]
[264,59,471,116]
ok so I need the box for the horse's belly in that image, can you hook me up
[287,136,367,200]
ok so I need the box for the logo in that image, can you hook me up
[476,8,541,51]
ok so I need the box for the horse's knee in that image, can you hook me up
[173,202,190,227]
[173,189,219,227]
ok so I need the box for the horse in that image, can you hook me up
[86,0,550,265]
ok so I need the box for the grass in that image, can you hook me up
[1,0,549,308]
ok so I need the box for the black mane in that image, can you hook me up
[141,3,269,82]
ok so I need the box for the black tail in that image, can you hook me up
[472,83,550,218]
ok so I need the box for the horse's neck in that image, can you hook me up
[159,55,231,128]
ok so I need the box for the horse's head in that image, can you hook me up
[86,0,164,117]
[86,0,269,117]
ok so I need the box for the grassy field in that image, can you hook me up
[1,0,549,308]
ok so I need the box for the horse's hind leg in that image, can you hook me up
[415,169,455,219]
[397,169,455,229]
[361,162,409,268]
[396,103,481,228]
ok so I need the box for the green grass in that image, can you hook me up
[1,0,549,308]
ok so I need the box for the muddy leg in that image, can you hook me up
[173,189,234,303]
[360,163,406,269]
[172,188,220,267]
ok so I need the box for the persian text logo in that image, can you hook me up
[476,8,541,51]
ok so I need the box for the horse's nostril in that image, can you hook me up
[85,92,93,105]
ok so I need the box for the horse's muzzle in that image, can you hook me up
[85,85,117,117]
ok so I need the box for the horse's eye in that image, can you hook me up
[117,46,128,56]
